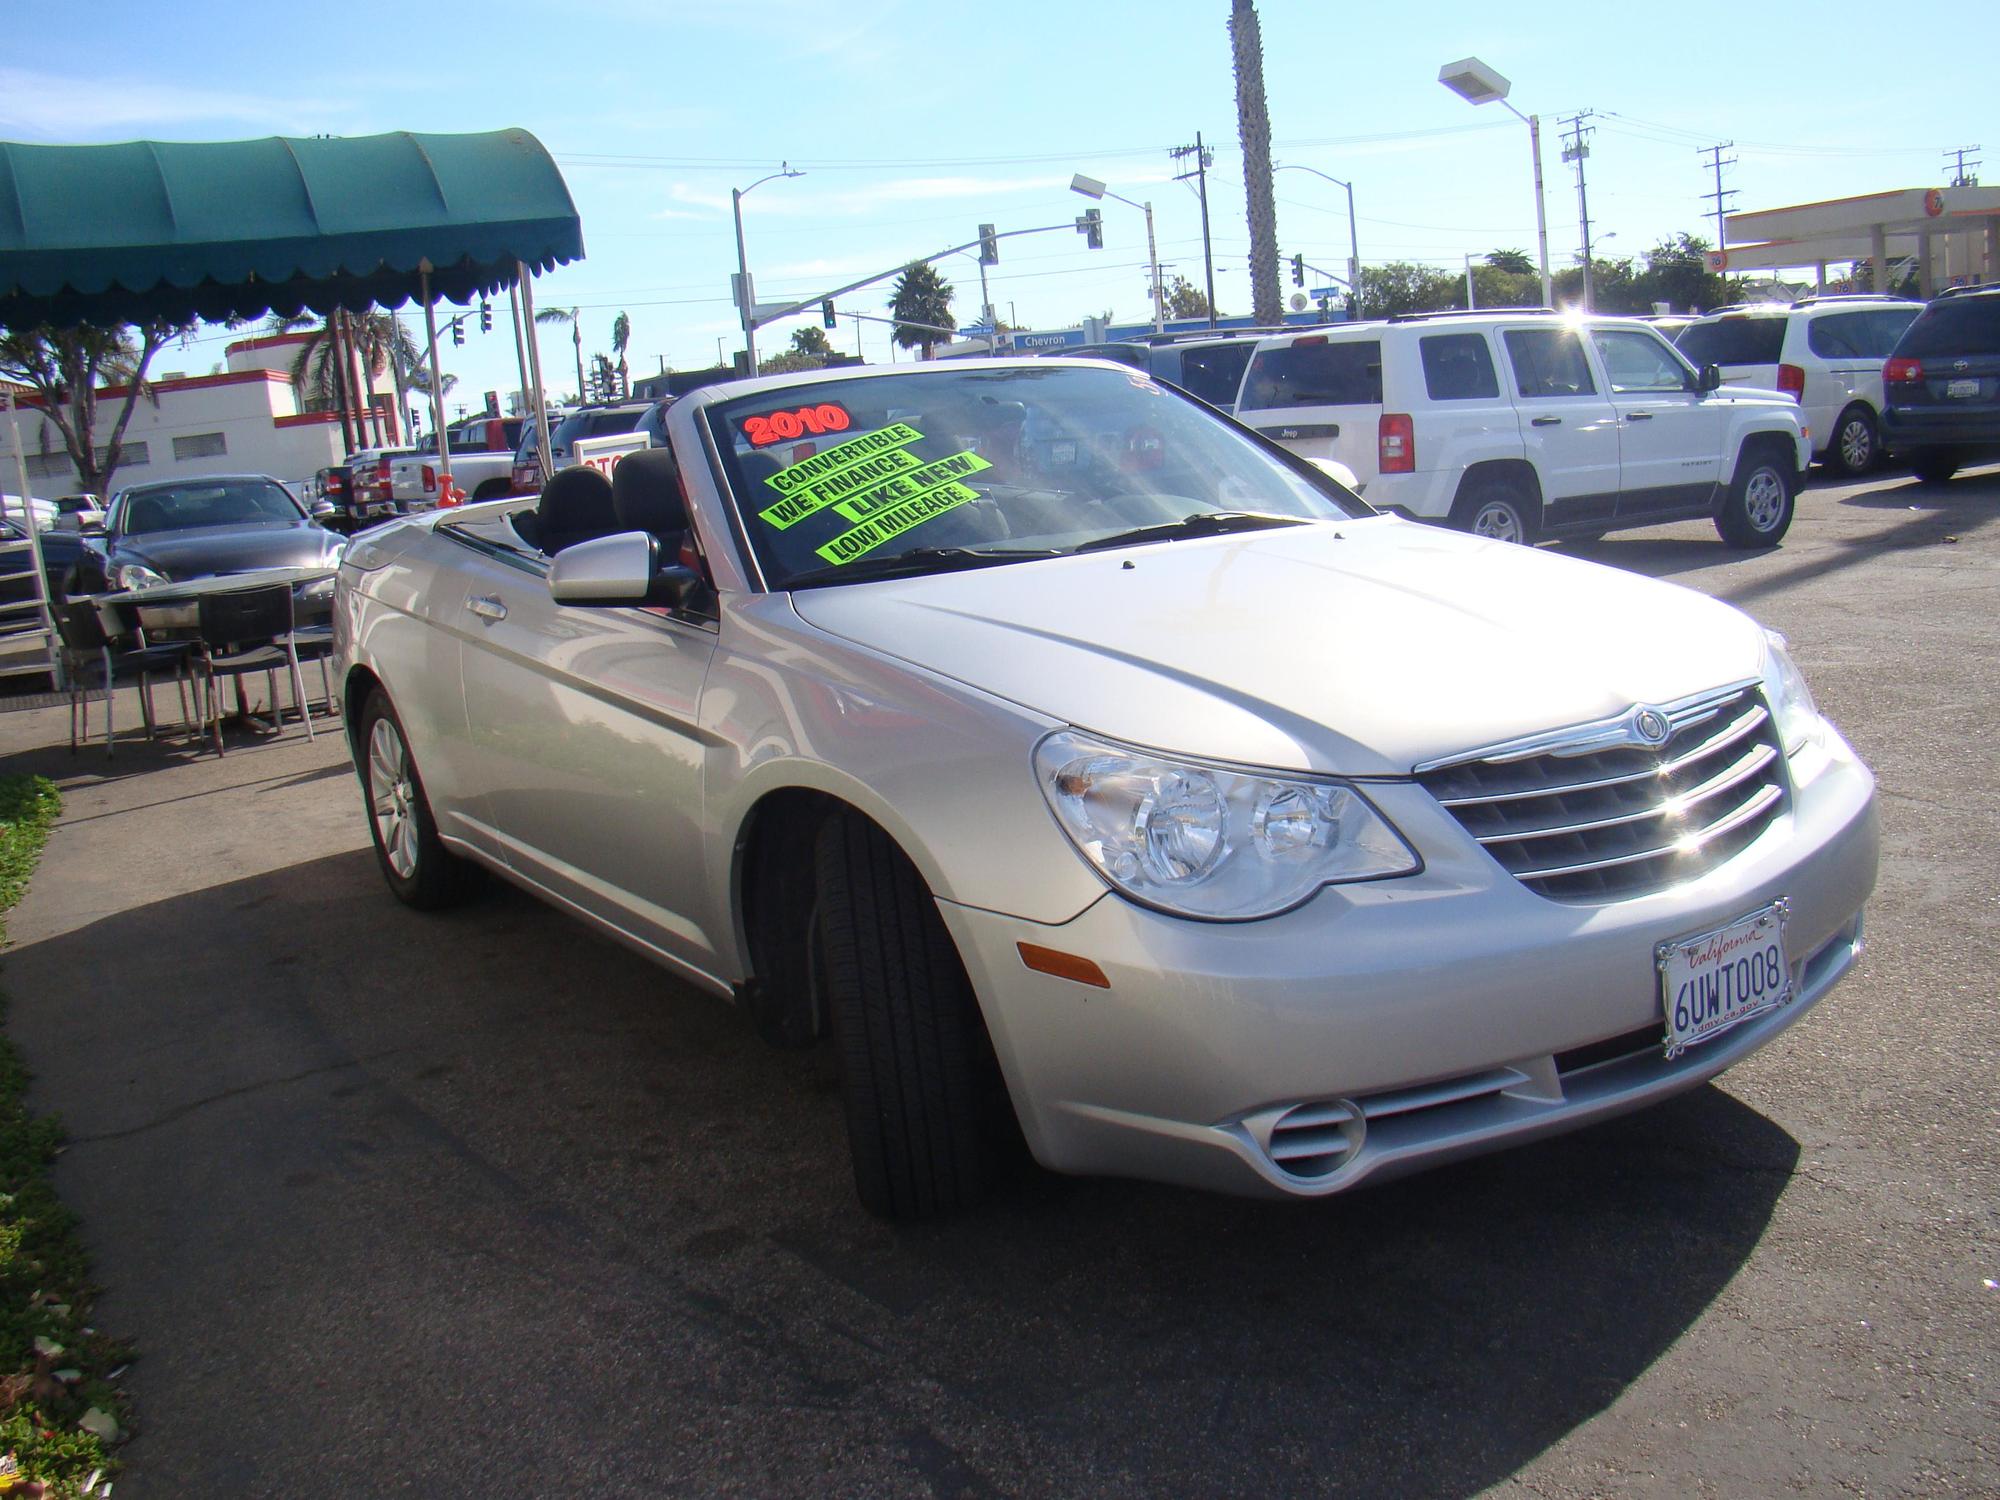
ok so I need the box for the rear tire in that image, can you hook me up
[1450,478,1537,545]
[1911,453,1961,485]
[813,810,990,1220]
[1715,445,1796,548]
[358,691,470,910]
[1827,405,1879,478]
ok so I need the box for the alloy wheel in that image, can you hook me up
[1744,468,1787,533]
[1838,417,1874,472]
[1471,501,1525,544]
[368,717,420,881]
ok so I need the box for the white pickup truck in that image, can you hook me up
[382,416,531,511]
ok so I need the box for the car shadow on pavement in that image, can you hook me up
[0,849,1804,1497]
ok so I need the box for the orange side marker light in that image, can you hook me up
[1017,942,1110,989]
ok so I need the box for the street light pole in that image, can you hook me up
[732,163,805,379]
[1070,174,1165,331]
[1273,163,1362,317]
[1438,57,1553,308]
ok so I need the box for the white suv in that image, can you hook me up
[1673,296,1920,477]
[1232,311,1811,548]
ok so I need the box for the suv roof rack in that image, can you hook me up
[1934,281,1999,299]
[1788,293,1918,308]
[1383,307,1560,324]
[1702,303,1788,315]
[1129,325,1299,345]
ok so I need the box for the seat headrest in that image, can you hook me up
[535,465,617,554]
[611,448,688,537]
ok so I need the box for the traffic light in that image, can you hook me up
[478,298,493,334]
[821,299,837,329]
[1076,208,1103,250]
[1291,253,1305,287]
[451,317,464,347]
[978,222,999,265]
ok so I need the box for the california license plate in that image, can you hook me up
[1946,378,1980,398]
[1657,900,1793,1058]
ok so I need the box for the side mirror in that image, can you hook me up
[310,499,338,520]
[1698,363,1723,392]
[548,529,699,609]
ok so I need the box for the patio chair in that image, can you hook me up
[191,583,312,756]
[53,599,194,758]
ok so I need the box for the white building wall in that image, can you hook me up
[5,370,346,498]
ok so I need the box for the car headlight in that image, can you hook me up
[1760,630,1823,755]
[1035,729,1420,920]
[114,562,167,591]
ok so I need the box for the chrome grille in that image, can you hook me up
[1417,685,1789,902]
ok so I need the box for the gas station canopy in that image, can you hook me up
[1720,186,2000,296]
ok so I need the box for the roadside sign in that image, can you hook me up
[1308,286,1341,298]
[1705,250,1728,271]
[572,432,649,477]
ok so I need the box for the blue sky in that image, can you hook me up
[5,0,1992,414]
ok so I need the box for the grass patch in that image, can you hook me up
[0,776,127,1498]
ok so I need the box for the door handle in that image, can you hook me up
[1530,415,1563,427]
[1626,411,1655,421]
[466,595,507,622]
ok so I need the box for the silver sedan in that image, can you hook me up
[335,359,1878,1219]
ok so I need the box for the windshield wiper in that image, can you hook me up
[1071,511,1308,554]
[783,545,1066,590]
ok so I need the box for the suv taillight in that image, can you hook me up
[1378,413,1415,474]
[421,465,436,493]
[1883,356,1924,385]
[1776,363,1806,402]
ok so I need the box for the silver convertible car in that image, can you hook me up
[335,358,1878,1219]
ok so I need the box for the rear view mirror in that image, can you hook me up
[1699,363,1723,392]
[310,499,339,520]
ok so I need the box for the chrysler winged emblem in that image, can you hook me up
[1634,709,1671,745]
[1954,359,1971,372]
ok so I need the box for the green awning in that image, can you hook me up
[0,128,583,329]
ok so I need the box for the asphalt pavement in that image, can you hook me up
[0,464,1994,1498]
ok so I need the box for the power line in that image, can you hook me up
[1945,145,1982,186]
[1698,142,1739,259]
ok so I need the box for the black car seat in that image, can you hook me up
[535,465,619,555]
[610,447,688,542]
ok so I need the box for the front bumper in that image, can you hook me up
[938,730,1877,1199]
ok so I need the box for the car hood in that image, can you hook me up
[785,516,1767,776]
[111,522,342,578]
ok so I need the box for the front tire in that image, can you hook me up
[1828,405,1879,478]
[1450,479,1537,545]
[359,691,469,910]
[1716,446,1796,548]
[813,811,990,1220]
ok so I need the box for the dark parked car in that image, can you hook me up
[1044,330,1279,411]
[1880,284,2000,482]
[73,475,344,596]
[0,515,96,597]
[509,402,655,494]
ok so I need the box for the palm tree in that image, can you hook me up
[536,307,587,403]
[274,310,421,447]
[611,311,631,397]
[1486,249,1536,275]
[1231,0,1283,325]
[0,321,175,496]
[888,263,955,360]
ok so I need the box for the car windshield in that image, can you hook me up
[704,364,1367,588]
[116,479,301,535]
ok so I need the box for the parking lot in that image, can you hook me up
[0,463,1993,1497]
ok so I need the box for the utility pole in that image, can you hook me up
[1560,111,1596,311]
[1944,145,1982,186]
[1698,142,1739,268]
[1172,135,1219,328]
